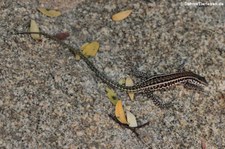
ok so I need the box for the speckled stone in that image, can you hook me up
[0,0,225,148]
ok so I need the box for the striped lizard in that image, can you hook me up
[17,32,208,108]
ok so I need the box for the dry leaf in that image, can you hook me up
[112,10,132,21]
[81,43,89,50]
[125,77,134,86]
[54,32,70,40]
[76,43,89,60]
[201,139,207,149]
[106,87,119,106]
[119,78,126,85]
[115,100,127,124]
[75,54,81,60]
[126,111,137,127]
[125,76,135,100]
[81,41,99,57]
[30,20,41,40]
[38,8,61,17]
[128,92,135,101]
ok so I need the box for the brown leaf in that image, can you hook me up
[112,10,132,21]
[201,139,207,149]
[54,32,70,40]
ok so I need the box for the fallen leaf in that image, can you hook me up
[112,10,132,21]
[81,42,89,50]
[125,76,134,86]
[115,100,127,124]
[126,110,138,127]
[75,54,81,60]
[119,78,126,85]
[106,87,119,105]
[30,20,41,40]
[125,76,135,100]
[75,43,88,60]
[54,32,70,40]
[201,139,207,149]
[37,8,61,17]
[81,41,99,57]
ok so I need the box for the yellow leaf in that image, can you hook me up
[75,41,85,60]
[38,8,61,17]
[75,54,81,60]
[106,87,119,105]
[115,100,127,124]
[30,20,41,40]
[112,10,132,21]
[126,111,137,127]
[125,77,134,86]
[81,41,99,57]
[118,78,126,85]
[81,43,89,50]
[128,92,134,101]
[125,77,135,100]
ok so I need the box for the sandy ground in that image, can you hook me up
[0,0,225,148]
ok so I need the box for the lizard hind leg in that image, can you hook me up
[183,82,204,92]
[146,92,175,109]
